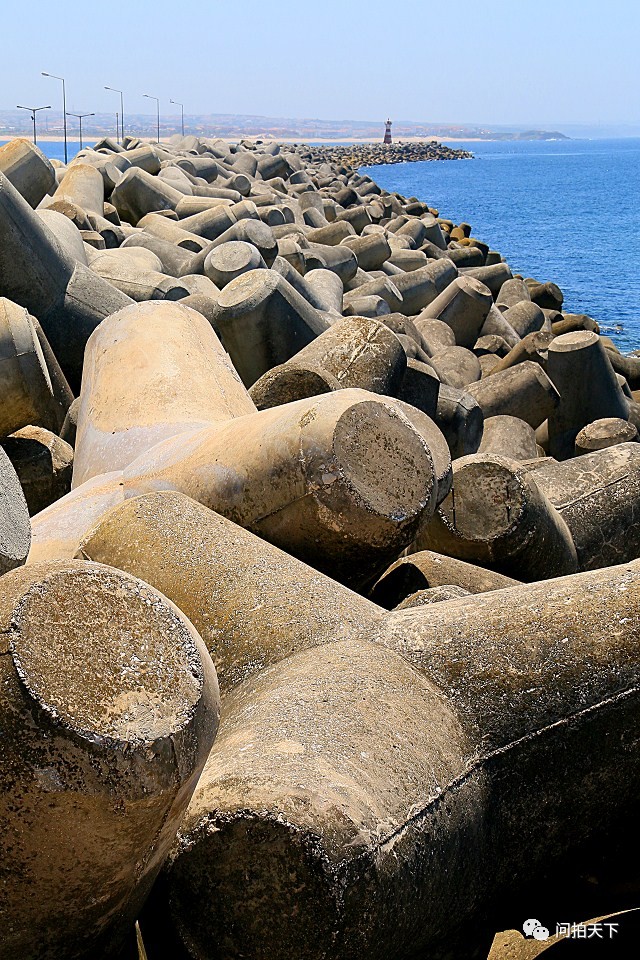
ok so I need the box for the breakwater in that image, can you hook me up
[306,137,473,166]
[1,133,640,960]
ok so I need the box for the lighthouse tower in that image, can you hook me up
[384,119,392,145]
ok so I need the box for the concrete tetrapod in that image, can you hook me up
[248,315,407,409]
[0,138,56,207]
[523,442,640,571]
[547,331,630,460]
[466,360,560,429]
[77,491,384,691]
[83,503,640,960]
[0,171,132,389]
[344,259,457,316]
[0,298,71,437]
[0,559,220,960]
[117,388,438,588]
[73,300,256,486]
[110,166,184,224]
[211,269,330,386]
[416,452,578,581]
[34,387,439,588]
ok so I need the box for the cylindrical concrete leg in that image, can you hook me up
[204,240,266,286]
[429,346,481,389]
[303,268,344,314]
[478,414,539,460]
[488,329,554,375]
[575,417,638,454]
[120,389,438,589]
[501,300,546,338]
[417,452,578,581]
[211,270,329,386]
[547,331,630,460]
[0,138,55,207]
[467,361,560,429]
[479,304,521,348]
[0,558,219,960]
[369,549,520,608]
[495,277,531,311]
[49,163,105,219]
[78,490,384,692]
[397,358,440,419]
[0,298,70,437]
[523,442,640,570]
[419,276,493,347]
[248,316,406,409]
[0,444,30,574]
[73,301,256,486]
[435,384,484,458]
[29,470,125,563]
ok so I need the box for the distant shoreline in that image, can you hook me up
[0,133,548,145]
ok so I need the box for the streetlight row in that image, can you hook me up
[17,75,187,159]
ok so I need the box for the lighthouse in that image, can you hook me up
[384,118,392,145]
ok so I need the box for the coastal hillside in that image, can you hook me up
[0,108,567,143]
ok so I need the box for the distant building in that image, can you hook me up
[384,119,392,144]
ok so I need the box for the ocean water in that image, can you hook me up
[362,139,640,352]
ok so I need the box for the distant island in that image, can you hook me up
[0,108,568,143]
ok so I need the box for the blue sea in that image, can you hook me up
[3,137,639,350]
[362,139,640,352]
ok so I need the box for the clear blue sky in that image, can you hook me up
[2,0,638,127]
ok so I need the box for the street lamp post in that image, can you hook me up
[42,72,68,163]
[105,85,124,143]
[67,112,95,151]
[16,105,51,145]
[170,99,184,137]
[143,94,160,144]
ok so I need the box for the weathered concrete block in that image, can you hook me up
[0,138,56,207]
[2,426,73,515]
[370,550,520,608]
[417,452,577,581]
[249,316,406,409]
[547,331,629,460]
[0,558,219,960]
[467,361,560,429]
[73,300,255,485]
[212,270,329,386]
